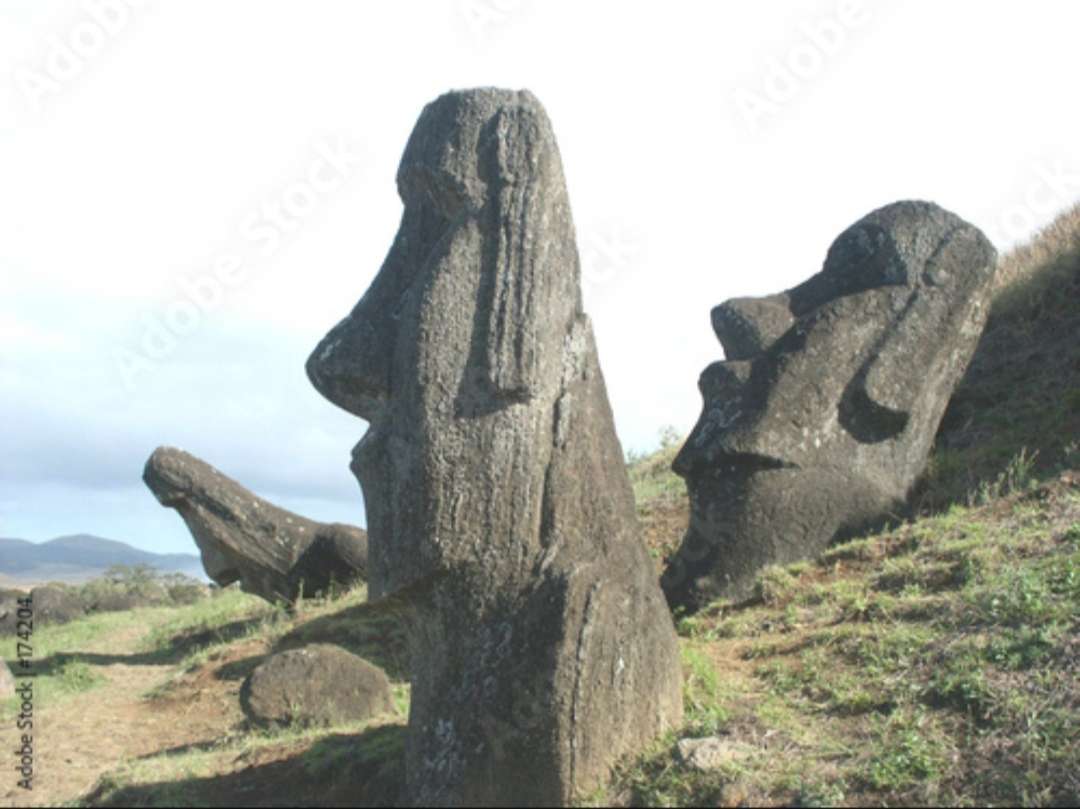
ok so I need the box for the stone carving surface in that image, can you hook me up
[144,447,368,604]
[240,644,395,728]
[663,201,998,610]
[307,88,682,806]
[29,584,84,626]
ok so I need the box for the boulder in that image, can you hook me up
[0,659,15,700]
[663,201,998,610]
[29,584,84,626]
[0,589,26,636]
[143,447,368,604]
[306,88,683,805]
[239,644,395,728]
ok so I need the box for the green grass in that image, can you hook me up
[139,588,275,657]
[611,478,1080,806]
[81,582,409,808]
[628,441,684,507]
[46,204,1080,807]
[89,716,405,808]
[916,203,1080,512]
[1,606,153,717]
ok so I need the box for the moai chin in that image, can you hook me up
[307,88,683,806]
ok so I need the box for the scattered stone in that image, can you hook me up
[0,590,25,636]
[306,88,683,805]
[239,644,395,728]
[143,447,368,604]
[0,660,14,700]
[676,736,755,772]
[29,584,85,626]
[663,201,998,610]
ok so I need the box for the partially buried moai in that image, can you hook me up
[662,200,998,612]
[306,88,682,806]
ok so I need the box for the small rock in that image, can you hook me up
[240,644,395,728]
[676,736,755,772]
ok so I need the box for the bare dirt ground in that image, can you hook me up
[0,619,241,808]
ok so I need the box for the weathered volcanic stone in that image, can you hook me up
[30,584,84,626]
[306,88,683,806]
[663,201,998,610]
[240,644,395,728]
[143,447,368,604]
[0,590,25,636]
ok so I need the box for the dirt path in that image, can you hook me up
[0,619,240,808]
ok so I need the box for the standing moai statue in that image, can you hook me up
[307,88,683,806]
[662,201,998,611]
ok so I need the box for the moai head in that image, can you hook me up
[663,201,997,610]
[306,89,683,805]
[306,89,582,601]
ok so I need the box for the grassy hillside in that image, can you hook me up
[10,205,1078,807]
[918,203,1080,508]
[613,202,1080,807]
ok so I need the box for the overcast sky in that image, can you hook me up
[2,1,1079,556]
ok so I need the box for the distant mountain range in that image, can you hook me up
[0,534,205,585]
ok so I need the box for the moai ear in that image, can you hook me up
[861,225,997,422]
[481,104,577,400]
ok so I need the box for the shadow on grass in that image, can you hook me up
[2,616,269,678]
[203,600,411,685]
[84,724,405,808]
[271,602,411,681]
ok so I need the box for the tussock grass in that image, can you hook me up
[610,478,1080,806]
[918,201,1080,510]
[609,204,1080,804]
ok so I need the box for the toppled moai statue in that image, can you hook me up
[143,447,368,604]
[662,201,998,611]
[307,88,683,806]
